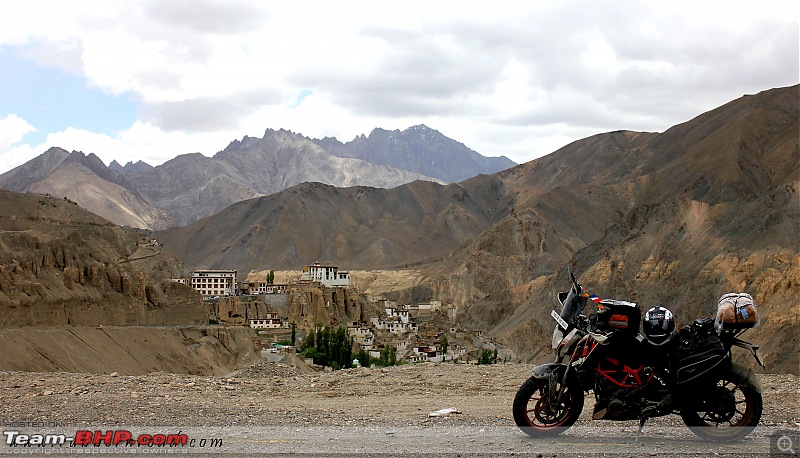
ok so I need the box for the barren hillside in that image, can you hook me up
[0,190,205,327]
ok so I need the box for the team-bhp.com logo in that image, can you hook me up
[4,430,222,449]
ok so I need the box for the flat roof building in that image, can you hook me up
[190,270,237,298]
[300,262,351,287]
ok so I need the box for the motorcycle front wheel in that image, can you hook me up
[680,365,763,442]
[513,376,584,437]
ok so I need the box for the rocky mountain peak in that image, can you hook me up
[0,124,511,230]
[110,159,155,175]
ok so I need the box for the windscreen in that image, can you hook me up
[558,279,586,327]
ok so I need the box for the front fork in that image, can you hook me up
[530,362,573,414]
[551,358,577,409]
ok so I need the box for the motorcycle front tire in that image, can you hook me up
[513,375,584,438]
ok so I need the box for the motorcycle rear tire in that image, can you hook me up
[513,375,584,437]
[680,363,763,442]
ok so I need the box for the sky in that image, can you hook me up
[0,0,797,174]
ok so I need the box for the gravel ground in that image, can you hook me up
[1,360,798,456]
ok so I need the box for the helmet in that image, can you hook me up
[643,306,675,345]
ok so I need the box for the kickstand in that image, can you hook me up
[636,416,647,443]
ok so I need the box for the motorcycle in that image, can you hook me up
[513,269,765,441]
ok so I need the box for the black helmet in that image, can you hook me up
[643,306,675,345]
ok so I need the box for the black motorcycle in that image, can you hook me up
[513,269,765,441]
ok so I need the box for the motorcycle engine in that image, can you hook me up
[592,366,662,421]
[593,381,635,420]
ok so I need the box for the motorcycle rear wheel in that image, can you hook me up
[680,365,762,442]
[513,375,584,437]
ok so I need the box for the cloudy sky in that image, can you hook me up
[0,0,797,174]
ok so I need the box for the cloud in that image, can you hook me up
[141,89,282,132]
[0,0,797,173]
[0,114,37,172]
[0,114,35,146]
[143,0,266,34]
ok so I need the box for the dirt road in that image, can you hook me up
[1,360,797,456]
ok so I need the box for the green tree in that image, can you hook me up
[302,330,315,351]
[440,336,449,354]
[344,335,354,368]
[291,323,296,346]
[356,349,370,368]
[316,326,330,367]
[478,349,495,365]
[379,346,389,366]
[267,270,275,284]
[300,325,353,370]
[315,325,323,349]
[331,326,342,369]
[376,345,399,367]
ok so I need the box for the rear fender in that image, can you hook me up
[730,362,763,393]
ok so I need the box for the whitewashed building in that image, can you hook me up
[190,270,236,297]
[249,312,285,329]
[370,316,417,335]
[417,300,442,312]
[385,306,411,323]
[347,322,375,348]
[300,262,351,287]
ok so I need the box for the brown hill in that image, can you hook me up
[157,85,799,373]
[440,85,799,373]
[0,190,205,327]
[0,326,254,375]
[156,178,506,273]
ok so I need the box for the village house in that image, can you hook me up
[417,300,442,313]
[385,306,411,324]
[249,312,285,329]
[407,342,464,363]
[367,339,411,361]
[370,316,417,335]
[237,281,288,295]
[347,321,375,348]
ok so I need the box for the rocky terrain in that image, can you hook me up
[317,124,516,183]
[1,360,797,456]
[0,190,204,327]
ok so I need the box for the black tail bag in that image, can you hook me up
[671,318,728,389]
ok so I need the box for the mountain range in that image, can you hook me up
[156,85,799,372]
[0,85,796,372]
[0,125,515,229]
